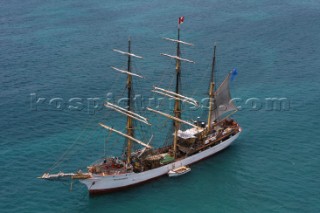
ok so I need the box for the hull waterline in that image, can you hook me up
[80,131,241,194]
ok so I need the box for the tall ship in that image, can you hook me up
[39,17,241,194]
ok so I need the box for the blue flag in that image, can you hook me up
[231,68,238,82]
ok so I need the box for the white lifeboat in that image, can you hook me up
[168,166,191,177]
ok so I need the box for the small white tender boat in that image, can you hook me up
[168,166,191,177]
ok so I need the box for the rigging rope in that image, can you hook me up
[47,55,128,172]
[47,114,97,172]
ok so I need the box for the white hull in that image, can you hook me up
[80,131,240,193]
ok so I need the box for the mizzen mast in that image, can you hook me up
[207,45,217,130]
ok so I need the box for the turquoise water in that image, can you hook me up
[1,0,320,212]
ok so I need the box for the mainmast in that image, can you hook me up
[173,21,182,158]
[155,17,195,159]
[207,45,217,130]
[175,24,182,120]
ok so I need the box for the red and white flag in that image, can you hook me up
[178,16,184,25]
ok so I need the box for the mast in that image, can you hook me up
[175,25,182,120]
[159,17,195,158]
[126,38,133,165]
[173,23,182,158]
[111,40,144,165]
[158,17,194,158]
[207,45,216,130]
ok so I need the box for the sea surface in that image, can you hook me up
[1,0,320,212]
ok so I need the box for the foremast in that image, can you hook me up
[103,39,151,166]
[126,39,133,165]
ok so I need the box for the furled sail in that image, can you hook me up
[146,107,199,128]
[99,123,152,149]
[152,86,199,107]
[211,73,237,121]
[111,67,144,78]
[104,102,151,125]
[162,37,194,46]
